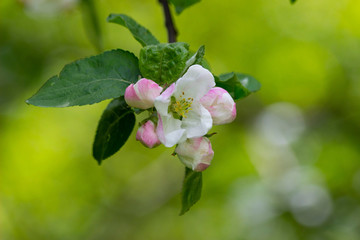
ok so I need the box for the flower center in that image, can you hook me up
[169,92,193,120]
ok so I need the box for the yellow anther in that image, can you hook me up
[169,93,194,119]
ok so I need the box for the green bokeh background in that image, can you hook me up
[1,0,360,239]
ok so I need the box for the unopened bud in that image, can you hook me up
[200,87,236,125]
[175,137,214,172]
[136,120,161,148]
[125,78,163,109]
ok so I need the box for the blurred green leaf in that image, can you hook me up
[107,13,160,47]
[139,42,189,85]
[169,0,201,14]
[93,97,135,164]
[80,0,102,52]
[215,72,261,100]
[180,167,202,215]
[26,49,140,107]
[290,0,297,4]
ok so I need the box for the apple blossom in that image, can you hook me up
[125,78,163,109]
[154,65,215,147]
[200,87,236,125]
[175,137,214,172]
[136,120,161,148]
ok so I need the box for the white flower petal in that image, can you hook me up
[182,102,213,138]
[154,83,175,116]
[174,65,215,100]
[156,114,186,147]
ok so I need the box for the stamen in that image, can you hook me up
[168,93,194,119]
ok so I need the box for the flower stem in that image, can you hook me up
[158,0,178,43]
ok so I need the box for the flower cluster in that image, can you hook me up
[124,65,236,172]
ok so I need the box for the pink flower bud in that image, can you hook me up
[136,120,161,148]
[125,78,163,109]
[200,87,236,125]
[175,137,214,172]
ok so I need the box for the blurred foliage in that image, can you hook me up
[1,0,360,239]
[80,0,103,52]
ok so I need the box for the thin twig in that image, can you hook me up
[158,0,178,43]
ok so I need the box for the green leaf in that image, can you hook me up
[290,0,297,3]
[26,49,140,107]
[169,0,201,14]
[182,45,205,74]
[216,73,261,100]
[107,13,160,47]
[180,167,202,215]
[139,42,190,85]
[93,97,135,164]
[215,72,261,100]
[80,0,102,52]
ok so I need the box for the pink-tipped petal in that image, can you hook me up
[136,120,161,148]
[231,104,237,120]
[135,78,163,108]
[200,87,236,125]
[194,162,210,172]
[175,137,214,172]
[154,83,176,116]
[156,114,165,144]
[125,79,162,109]
[125,84,141,108]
